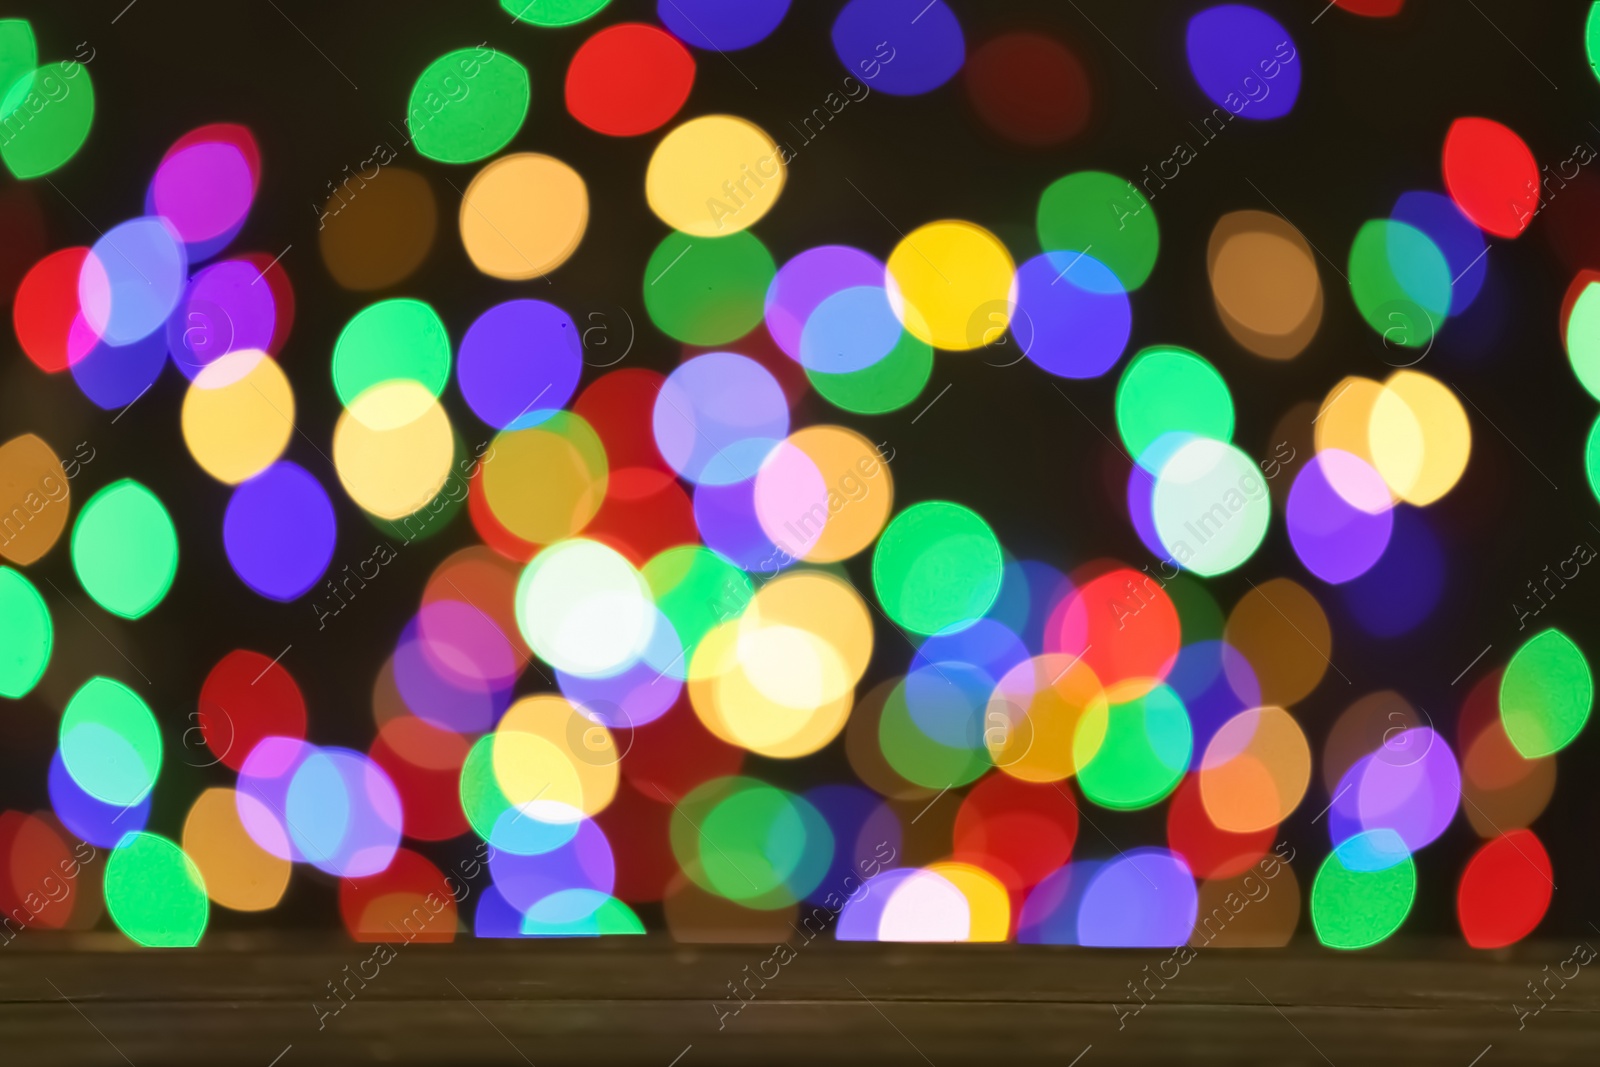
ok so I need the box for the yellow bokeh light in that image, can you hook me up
[887,220,1015,351]
[742,569,873,686]
[180,350,294,485]
[460,152,589,280]
[787,426,893,563]
[1312,375,1397,511]
[482,413,608,546]
[689,618,853,758]
[925,861,1010,942]
[332,380,453,519]
[494,694,618,818]
[646,114,786,237]
[1369,370,1470,506]
[1197,706,1311,834]
[988,655,1108,782]
[181,787,291,912]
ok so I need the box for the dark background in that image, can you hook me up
[2,0,1597,936]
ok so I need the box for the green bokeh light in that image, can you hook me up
[1,59,93,179]
[670,777,832,908]
[1311,829,1415,950]
[1566,281,1600,402]
[1348,219,1451,350]
[1115,346,1234,471]
[1075,683,1191,810]
[1037,170,1158,290]
[0,566,50,698]
[501,0,612,26]
[643,545,751,663]
[0,19,37,108]
[1165,573,1224,644]
[806,328,933,415]
[872,501,1003,636]
[408,47,530,164]
[71,479,178,619]
[878,676,991,789]
[1587,2,1600,85]
[333,298,451,406]
[459,734,512,844]
[104,832,209,947]
[1500,628,1592,758]
[2,58,91,177]
[59,676,162,806]
[643,230,774,346]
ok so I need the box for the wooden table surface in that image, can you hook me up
[1,935,1595,1065]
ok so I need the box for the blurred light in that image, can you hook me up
[1311,829,1414,949]
[70,479,178,619]
[1038,171,1158,290]
[181,349,293,484]
[181,787,289,912]
[332,380,453,520]
[965,32,1090,147]
[461,153,588,280]
[647,115,784,236]
[0,566,49,697]
[1457,830,1552,948]
[1442,117,1538,238]
[885,220,1013,351]
[198,650,307,772]
[104,832,208,947]
[1116,346,1233,471]
[658,0,789,51]
[643,230,774,345]
[0,60,94,179]
[458,299,581,430]
[873,501,1002,635]
[0,432,68,564]
[1224,578,1331,707]
[1500,629,1592,758]
[408,48,529,163]
[1185,6,1299,120]
[333,298,451,405]
[831,0,964,96]
[654,351,787,486]
[1012,251,1130,378]
[567,22,695,136]
[223,461,337,601]
[1207,210,1322,360]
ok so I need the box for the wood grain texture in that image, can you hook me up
[1,935,1595,1064]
